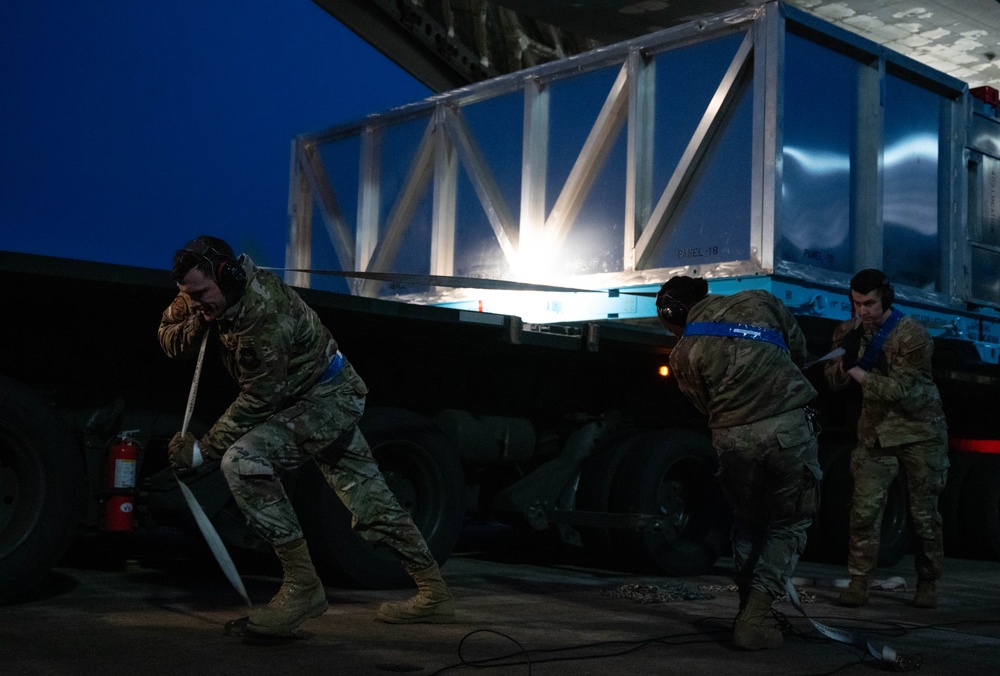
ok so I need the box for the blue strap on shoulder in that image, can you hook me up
[683,322,788,350]
[319,350,346,382]
[856,308,903,371]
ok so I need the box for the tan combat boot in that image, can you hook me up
[731,589,783,650]
[838,575,870,607]
[376,562,455,624]
[247,538,328,636]
[913,579,937,608]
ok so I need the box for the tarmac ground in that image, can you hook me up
[2,525,998,676]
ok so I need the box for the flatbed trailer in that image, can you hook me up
[4,1,1000,602]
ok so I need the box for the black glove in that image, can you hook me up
[840,328,862,370]
[168,431,198,470]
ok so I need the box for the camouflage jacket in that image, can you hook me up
[669,290,817,429]
[824,313,945,447]
[158,256,339,458]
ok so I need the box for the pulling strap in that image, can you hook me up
[857,308,903,371]
[784,579,921,671]
[176,331,251,607]
[683,322,788,351]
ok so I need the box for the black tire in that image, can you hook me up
[0,378,85,603]
[805,443,910,566]
[296,407,465,589]
[608,429,729,575]
[940,451,980,558]
[575,428,647,554]
[958,454,1000,560]
[804,443,853,563]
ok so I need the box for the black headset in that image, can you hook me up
[656,290,690,326]
[183,238,247,302]
[880,275,895,309]
[851,270,894,310]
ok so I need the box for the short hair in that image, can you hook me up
[850,268,894,309]
[172,235,236,283]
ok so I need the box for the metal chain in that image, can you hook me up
[601,583,716,603]
[602,583,817,604]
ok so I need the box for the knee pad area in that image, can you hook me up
[222,448,276,482]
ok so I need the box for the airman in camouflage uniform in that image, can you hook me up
[159,235,454,636]
[658,277,821,651]
[824,269,948,609]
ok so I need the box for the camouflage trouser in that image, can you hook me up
[847,432,949,580]
[713,407,822,599]
[219,361,435,572]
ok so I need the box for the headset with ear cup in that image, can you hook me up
[880,275,895,310]
[655,290,690,326]
[182,238,247,303]
[849,269,894,311]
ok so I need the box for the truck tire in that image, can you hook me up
[296,407,465,589]
[958,454,1000,560]
[0,378,84,603]
[805,443,910,567]
[576,428,647,555]
[803,443,851,564]
[608,429,729,575]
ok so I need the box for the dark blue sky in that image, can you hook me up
[0,1,431,269]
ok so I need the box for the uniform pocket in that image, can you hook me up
[926,454,950,472]
[236,336,266,376]
[715,465,745,518]
[776,421,813,450]
[770,460,822,520]
[712,427,737,454]
[797,463,822,516]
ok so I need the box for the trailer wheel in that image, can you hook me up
[608,429,729,575]
[958,454,1000,560]
[295,407,465,589]
[0,378,84,603]
[576,428,647,555]
[805,443,910,566]
[804,443,849,563]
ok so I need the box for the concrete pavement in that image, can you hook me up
[2,530,998,675]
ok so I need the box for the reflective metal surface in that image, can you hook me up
[288,2,1000,361]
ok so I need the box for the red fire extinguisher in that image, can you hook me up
[103,431,140,532]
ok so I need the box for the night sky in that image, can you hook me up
[0,1,431,270]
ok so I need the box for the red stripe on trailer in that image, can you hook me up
[950,438,1000,454]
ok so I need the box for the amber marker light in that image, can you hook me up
[658,365,670,377]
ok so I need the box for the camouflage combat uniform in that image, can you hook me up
[670,290,821,599]
[825,314,949,582]
[158,256,435,572]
